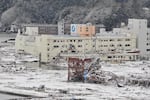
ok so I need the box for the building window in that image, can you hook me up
[147,43,149,46]
[86,27,88,32]
[147,38,149,40]
[147,49,150,51]
[78,45,82,47]
[125,44,130,47]
[47,48,50,51]
[118,44,122,47]
[118,39,122,41]
[53,45,59,48]
[48,43,50,46]
[53,40,56,42]
[108,56,112,58]
[110,39,114,41]
[71,50,76,53]
[147,33,149,35]
[78,40,82,42]
[110,44,114,47]
[126,39,130,41]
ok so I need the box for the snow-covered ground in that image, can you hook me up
[102,61,150,78]
[0,38,150,99]
[0,68,150,100]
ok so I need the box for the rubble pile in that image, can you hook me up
[126,75,150,87]
[87,66,150,87]
[86,67,125,87]
[68,57,126,87]
[0,44,38,73]
[127,78,150,87]
[0,63,26,73]
[67,57,150,88]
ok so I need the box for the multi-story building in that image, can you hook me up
[99,19,150,59]
[20,24,58,35]
[15,22,139,63]
[127,19,149,58]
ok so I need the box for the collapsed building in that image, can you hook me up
[68,57,150,87]
[68,57,125,87]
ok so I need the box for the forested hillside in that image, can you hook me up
[0,0,150,30]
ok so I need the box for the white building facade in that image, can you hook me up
[15,29,139,63]
[128,19,149,58]
[16,19,150,63]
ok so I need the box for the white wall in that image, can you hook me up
[128,19,148,57]
[25,27,39,35]
[58,20,64,35]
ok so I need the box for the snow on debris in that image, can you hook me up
[0,41,150,99]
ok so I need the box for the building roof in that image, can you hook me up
[41,33,133,40]
[21,24,58,27]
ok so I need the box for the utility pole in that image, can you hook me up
[39,53,41,67]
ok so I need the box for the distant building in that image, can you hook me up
[71,23,95,37]
[127,19,149,59]
[20,24,58,35]
[58,19,65,35]
[99,19,150,59]
[10,24,19,33]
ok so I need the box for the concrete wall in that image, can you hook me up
[25,27,39,35]
[128,19,148,57]
[15,33,138,62]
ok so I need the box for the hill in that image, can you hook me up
[0,0,150,30]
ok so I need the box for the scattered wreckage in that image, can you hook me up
[0,44,38,73]
[68,57,125,87]
[68,57,150,88]
[0,62,26,73]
